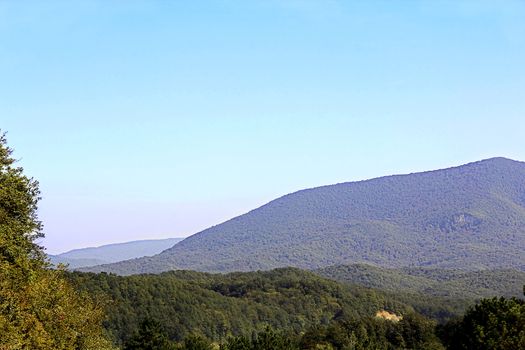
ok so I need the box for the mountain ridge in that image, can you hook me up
[51,237,183,269]
[82,157,525,275]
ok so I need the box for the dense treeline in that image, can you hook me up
[67,268,416,344]
[439,296,525,349]
[67,267,525,349]
[119,295,525,349]
[121,315,444,350]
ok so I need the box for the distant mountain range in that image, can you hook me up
[82,157,525,275]
[50,238,183,269]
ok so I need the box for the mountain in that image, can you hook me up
[49,256,108,269]
[83,157,525,275]
[50,238,183,269]
[315,264,525,300]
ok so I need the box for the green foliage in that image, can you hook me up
[315,263,525,322]
[439,296,525,350]
[176,335,215,350]
[217,316,444,350]
[0,132,115,350]
[124,318,174,350]
[84,157,525,275]
[67,268,421,344]
[298,314,444,350]
[221,327,298,350]
[68,265,525,349]
[0,133,43,268]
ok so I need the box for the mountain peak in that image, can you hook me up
[82,159,525,275]
[452,156,521,172]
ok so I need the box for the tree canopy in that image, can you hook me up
[439,296,525,350]
[0,132,115,350]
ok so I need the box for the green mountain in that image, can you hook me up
[315,264,525,299]
[83,157,525,274]
[50,237,183,269]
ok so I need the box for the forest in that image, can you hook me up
[66,269,524,349]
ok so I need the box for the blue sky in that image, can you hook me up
[1,1,524,253]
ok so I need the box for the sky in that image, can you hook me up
[1,1,524,254]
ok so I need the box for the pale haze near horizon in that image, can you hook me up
[1,1,524,254]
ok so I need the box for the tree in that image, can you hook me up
[220,327,298,350]
[0,132,116,349]
[177,335,214,350]
[124,318,174,350]
[440,296,525,350]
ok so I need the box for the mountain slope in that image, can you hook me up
[84,157,525,274]
[50,238,183,268]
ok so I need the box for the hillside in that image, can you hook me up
[50,237,183,269]
[83,157,525,274]
[315,264,525,299]
[67,268,444,345]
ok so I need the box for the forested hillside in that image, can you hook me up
[316,264,525,299]
[68,267,524,349]
[84,157,525,275]
[68,268,445,345]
